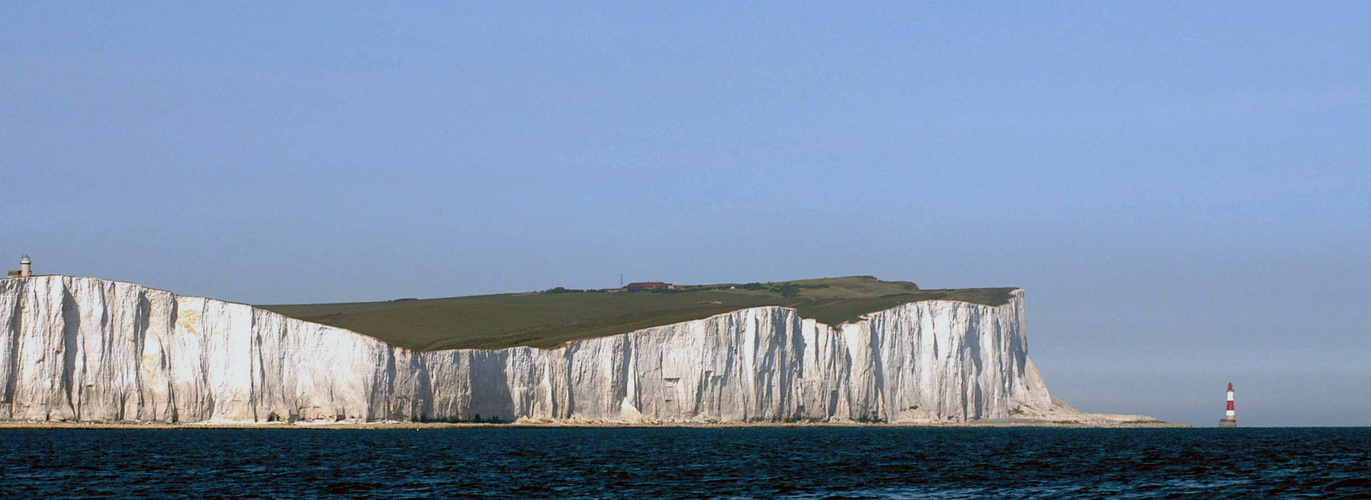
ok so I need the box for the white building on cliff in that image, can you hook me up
[5,255,32,278]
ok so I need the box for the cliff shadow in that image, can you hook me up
[465,351,515,423]
[60,288,81,419]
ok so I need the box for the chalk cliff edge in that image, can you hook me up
[0,276,1158,425]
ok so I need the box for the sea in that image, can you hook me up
[1,427,1368,499]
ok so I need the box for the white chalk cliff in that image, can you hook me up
[0,275,1101,424]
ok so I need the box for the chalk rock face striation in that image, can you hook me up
[0,276,1068,424]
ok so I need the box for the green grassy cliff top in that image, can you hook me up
[259,276,1017,351]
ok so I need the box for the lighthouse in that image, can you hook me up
[1219,382,1237,427]
[6,255,32,278]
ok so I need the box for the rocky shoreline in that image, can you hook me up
[0,418,1188,430]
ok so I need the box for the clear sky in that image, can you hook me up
[2,2,1367,427]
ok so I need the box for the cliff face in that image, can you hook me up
[0,276,1061,424]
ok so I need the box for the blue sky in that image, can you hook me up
[2,2,1368,426]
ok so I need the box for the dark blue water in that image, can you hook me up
[1,428,1368,499]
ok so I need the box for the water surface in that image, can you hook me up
[1,427,1367,498]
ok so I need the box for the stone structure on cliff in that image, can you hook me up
[0,275,1140,425]
[5,255,31,278]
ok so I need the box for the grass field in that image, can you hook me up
[259,276,1017,351]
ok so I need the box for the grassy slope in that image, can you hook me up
[259,276,1016,351]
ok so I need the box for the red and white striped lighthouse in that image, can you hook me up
[1219,382,1237,427]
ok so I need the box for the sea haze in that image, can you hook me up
[0,428,1367,498]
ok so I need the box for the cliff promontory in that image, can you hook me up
[0,275,1142,425]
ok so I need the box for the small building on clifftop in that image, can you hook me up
[6,255,32,278]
